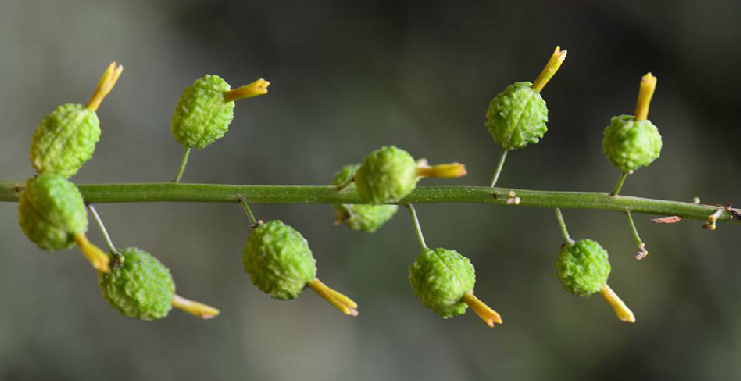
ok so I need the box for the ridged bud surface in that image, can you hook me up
[355,146,417,204]
[171,75,235,149]
[18,173,87,250]
[98,247,175,320]
[556,239,610,296]
[602,115,662,172]
[243,220,317,300]
[30,104,100,177]
[485,82,548,150]
[409,247,475,318]
[332,164,398,232]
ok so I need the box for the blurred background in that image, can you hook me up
[1,1,740,380]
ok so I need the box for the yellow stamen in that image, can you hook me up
[531,46,567,93]
[462,292,502,328]
[635,73,657,121]
[172,294,220,319]
[73,233,110,272]
[600,284,635,323]
[224,78,270,102]
[416,163,467,178]
[308,278,359,317]
[87,62,124,111]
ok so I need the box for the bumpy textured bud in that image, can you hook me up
[171,75,235,149]
[243,220,317,300]
[332,164,398,232]
[556,239,611,296]
[355,146,418,204]
[18,173,88,250]
[485,82,549,150]
[29,104,101,177]
[602,115,663,172]
[98,247,175,320]
[409,247,475,318]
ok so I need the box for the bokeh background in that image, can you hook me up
[1,1,740,380]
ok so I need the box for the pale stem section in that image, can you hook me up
[88,205,118,254]
[416,162,467,178]
[173,147,191,183]
[531,46,567,93]
[406,203,428,250]
[611,171,631,196]
[87,62,124,111]
[489,149,508,189]
[554,208,574,246]
[626,210,649,260]
[600,284,635,323]
[224,78,270,102]
[463,292,502,327]
[172,294,220,319]
[308,278,358,317]
[73,233,110,272]
[635,73,657,121]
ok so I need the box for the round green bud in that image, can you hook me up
[556,239,611,296]
[171,75,235,149]
[18,173,88,251]
[243,220,317,300]
[485,82,549,150]
[98,247,175,320]
[409,247,475,318]
[355,146,418,204]
[602,115,663,172]
[332,164,398,232]
[29,103,101,177]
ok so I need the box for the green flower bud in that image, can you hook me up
[409,247,475,318]
[602,115,662,172]
[171,75,235,149]
[243,220,317,300]
[556,239,611,296]
[29,104,101,177]
[332,164,398,232]
[485,82,549,150]
[18,173,87,251]
[355,146,418,204]
[98,247,175,320]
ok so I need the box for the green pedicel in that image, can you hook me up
[332,164,398,232]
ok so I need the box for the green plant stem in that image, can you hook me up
[489,149,508,188]
[406,204,428,250]
[1,181,738,225]
[554,208,574,245]
[173,147,191,183]
[611,171,629,196]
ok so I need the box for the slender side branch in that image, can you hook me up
[611,171,630,196]
[173,147,191,183]
[489,149,508,189]
[554,208,574,246]
[0,182,738,225]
